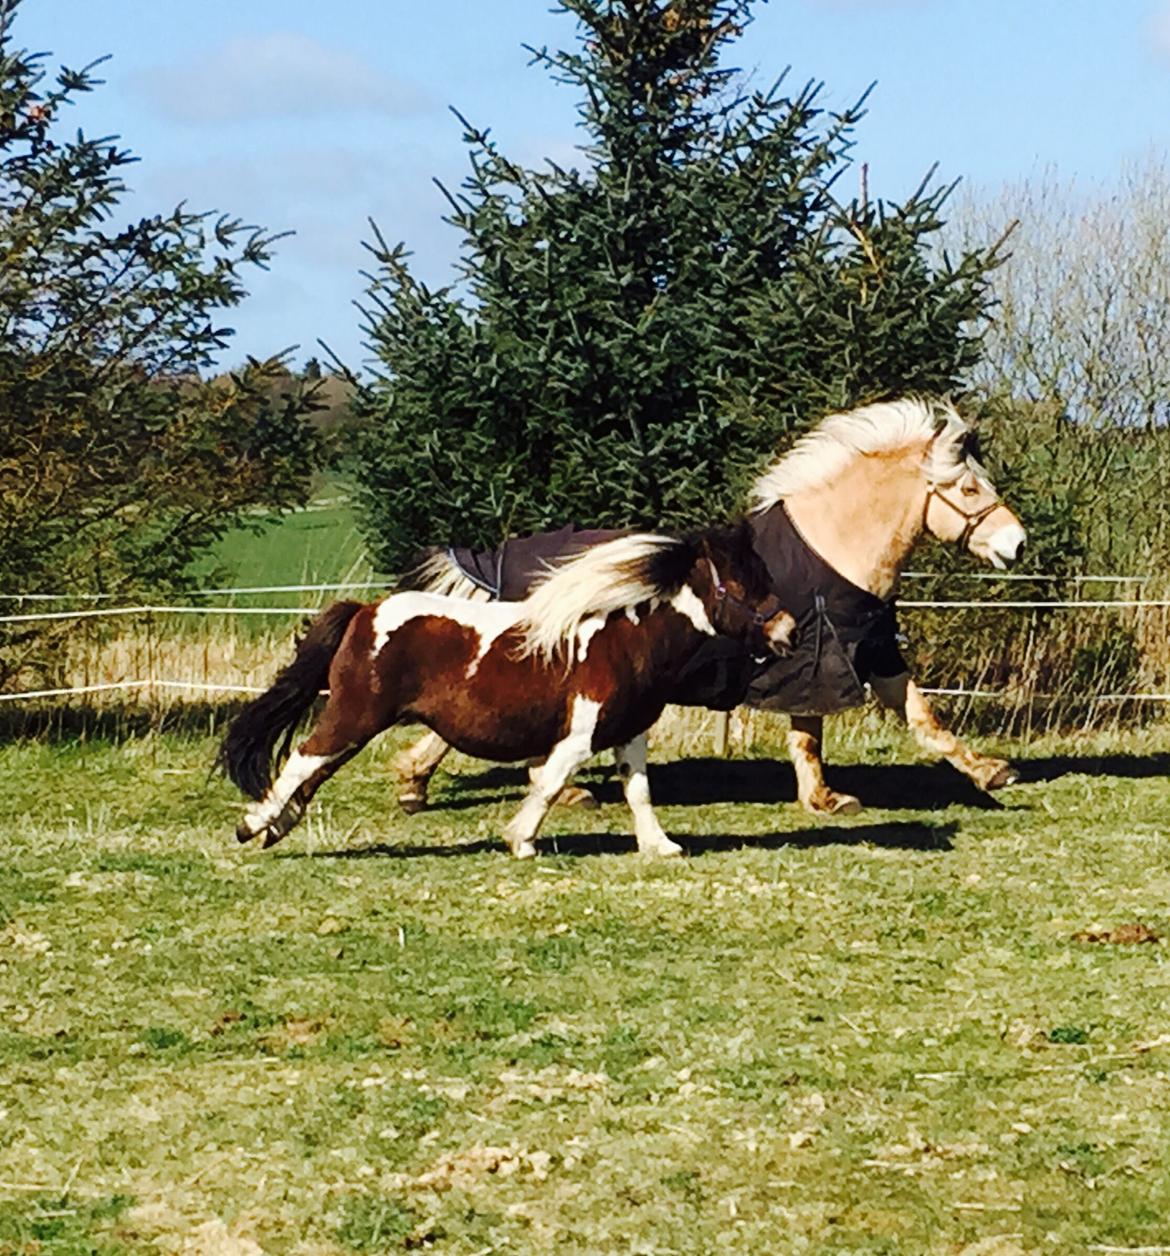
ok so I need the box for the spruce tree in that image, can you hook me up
[355,0,1000,569]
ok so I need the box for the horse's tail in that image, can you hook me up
[397,547,490,602]
[218,600,363,800]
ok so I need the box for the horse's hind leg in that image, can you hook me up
[394,730,450,814]
[615,735,682,857]
[787,715,862,816]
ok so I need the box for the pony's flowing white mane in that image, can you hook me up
[516,533,687,664]
[749,396,982,513]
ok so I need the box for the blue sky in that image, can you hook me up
[32,0,1170,370]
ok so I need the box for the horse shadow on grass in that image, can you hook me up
[436,758,1005,813]
[303,819,957,861]
[434,748,1170,816]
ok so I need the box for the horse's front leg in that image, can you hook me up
[614,734,682,858]
[786,714,862,816]
[870,673,1019,791]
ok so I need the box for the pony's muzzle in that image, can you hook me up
[764,610,799,656]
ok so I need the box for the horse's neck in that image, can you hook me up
[781,458,926,599]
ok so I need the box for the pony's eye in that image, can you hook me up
[961,482,978,497]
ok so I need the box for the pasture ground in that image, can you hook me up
[2,718,1170,1254]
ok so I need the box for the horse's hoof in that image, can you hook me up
[398,795,428,816]
[804,791,862,817]
[986,764,1020,790]
[558,787,600,810]
[260,827,286,850]
[236,819,257,844]
[509,840,538,860]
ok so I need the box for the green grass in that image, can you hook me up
[2,722,1170,1252]
[194,487,376,593]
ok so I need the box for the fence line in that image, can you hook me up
[0,571,1157,605]
[3,676,1170,706]
[5,598,1170,627]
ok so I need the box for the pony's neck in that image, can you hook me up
[781,453,927,599]
[635,583,719,674]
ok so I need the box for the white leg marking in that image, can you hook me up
[241,750,337,836]
[502,696,601,858]
[615,734,682,857]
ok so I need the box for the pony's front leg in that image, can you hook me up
[614,735,682,857]
[870,673,1019,791]
[502,698,600,859]
[786,715,862,816]
[393,730,450,814]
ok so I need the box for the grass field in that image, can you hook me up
[3,718,1170,1254]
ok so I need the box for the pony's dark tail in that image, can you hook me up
[218,600,363,800]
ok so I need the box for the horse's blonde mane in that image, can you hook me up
[749,396,976,512]
[515,533,687,664]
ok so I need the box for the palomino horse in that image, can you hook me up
[221,525,796,857]
[393,397,1027,816]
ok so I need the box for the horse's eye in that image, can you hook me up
[961,482,978,497]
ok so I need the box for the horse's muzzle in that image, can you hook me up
[764,610,799,656]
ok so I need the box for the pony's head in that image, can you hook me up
[690,522,797,656]
[921,403,1027,569]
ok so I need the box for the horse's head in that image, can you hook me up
[922,409,1027,569]
[695,523,798,656]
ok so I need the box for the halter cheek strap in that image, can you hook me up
[925,485,1003,549]
[705,559,785,633]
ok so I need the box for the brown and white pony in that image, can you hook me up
[394,397,1027,816]
[220,525,796,858]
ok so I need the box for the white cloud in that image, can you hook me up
[132,33,430,125]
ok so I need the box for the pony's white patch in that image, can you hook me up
[668,583,716,636]
[751,396,977,510]
[625,606,641,625]
[371,591,523,674]
[576,616,607,660]
[982,521,1027,569]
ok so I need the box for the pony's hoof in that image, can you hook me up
[260,827,286,850]
[642,839,684,858]
[236,819,258,844]
[985,763,1020,790]
[398,795,428,816]
[507,838,538,859]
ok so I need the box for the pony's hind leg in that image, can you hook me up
[236,747,345,847]
[394,730,450,814]
[615,735,682,857]
[502,697,601,859]
[238,721,379,849]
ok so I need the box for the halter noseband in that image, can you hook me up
[705,559,785,634]
[925,483,1003,549]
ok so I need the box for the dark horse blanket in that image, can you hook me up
[441,508,908,715]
